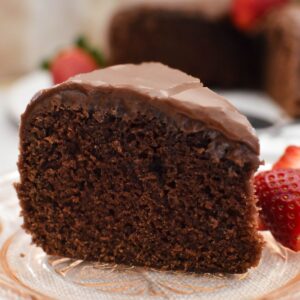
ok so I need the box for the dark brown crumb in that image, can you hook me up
[16,99,262,274]
[20,253,25,258]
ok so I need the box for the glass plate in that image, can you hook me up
[1,172,300,300]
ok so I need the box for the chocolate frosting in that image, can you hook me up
[25,63,259,154]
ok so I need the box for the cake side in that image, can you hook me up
[264,4,300,117]
[108,3,264,88]
[16,63,262,274]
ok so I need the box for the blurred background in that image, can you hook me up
[0,0,119,175]
[0,0,299,175]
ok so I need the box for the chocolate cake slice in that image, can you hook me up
[16,63,263,274]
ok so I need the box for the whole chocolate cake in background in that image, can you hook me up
[108,0,300,117]
[264,4,300,116]
[16,63,263,274]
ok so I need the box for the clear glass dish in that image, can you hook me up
[1,172,300,300]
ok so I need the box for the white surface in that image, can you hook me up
[219,90,290,125]
[219,90,300,163]
[0,92,18,176]
[0,71,52,176]
[6,70,52,122]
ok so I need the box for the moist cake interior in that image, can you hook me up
[17,88,262,274]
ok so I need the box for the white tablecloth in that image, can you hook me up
[0,92,18,176]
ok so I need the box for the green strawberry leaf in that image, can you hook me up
[75,36,105,66]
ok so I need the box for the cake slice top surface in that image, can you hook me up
[26,63,259,154]
[71,63,259,154]
[71,62,201,97]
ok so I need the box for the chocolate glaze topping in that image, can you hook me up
[23,63,259,154]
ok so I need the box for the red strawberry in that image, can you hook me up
[232,0,290,30]
[51,48,98,84]
[273,146,300,170]
[255,168,300,251]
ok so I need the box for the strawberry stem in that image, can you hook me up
[75,36,105,67]
[41,59,51,70]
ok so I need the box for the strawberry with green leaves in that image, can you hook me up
[51,48,98,84]
[43,37,104,84]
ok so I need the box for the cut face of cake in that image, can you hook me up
[108,0,300,116]
[16,63,263,274]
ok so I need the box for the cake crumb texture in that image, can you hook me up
[16,93,262,274]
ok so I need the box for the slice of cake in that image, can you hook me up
[16,63,263,274]
[108,0,300,116]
